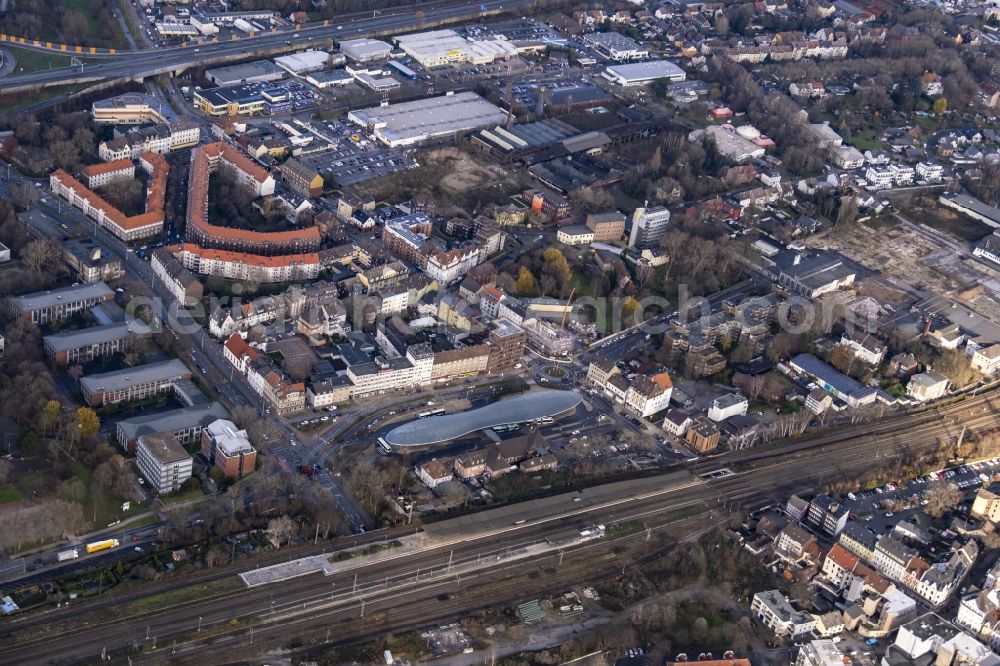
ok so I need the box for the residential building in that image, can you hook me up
[971,344,1000,376]
[98,121,200,161]
[279,158,324,198]
[347,346,434,398]
[885,613,999,665]
[80,359,191,407]
[152,248,204,307]
[200,418,256,478]
[972,484,1000,523]
[135,432,193,494]
[916,161,944,182]
[246,357,306,415]
[485,318,527,373]
[9,282,114,325]
[806,388,833,414]
[51,152,168,242]
[795,640,868,666]
[807,494,849,536]
[907,371,949,402]
[43,322,146,365]
[307,376,353,409]
[839,522,879,563]
[222,333,263,376]
[707,393,748,422]
[685,417,721,453]
[775,523,817,562]
[171,244,321,284]
[786,495,810,522]
[662,409,691,437]
[585,211,626,243]
[628,206,671,248]
[831,145,865,170]
[751,590,816,639]
[431,345,489,382]
[840,331,887,365]
[957,589,1000,651]
[416,459,452,488]
[82,159,135,189]
[623,372,673,418]
[587,357,619,388]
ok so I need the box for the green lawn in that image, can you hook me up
[160,486,206,504]
[848,130,887,152]
[61,0,129,48]
[0,485,24,504]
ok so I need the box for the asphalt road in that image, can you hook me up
[4,387,1000,664]
[0,0,529,91]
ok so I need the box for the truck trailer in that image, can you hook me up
[85,539,120,554]
[57,548,80,561]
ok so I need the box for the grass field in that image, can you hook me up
[0,485,23,504]
[4,46,72,74]
[61,0,128,48]
[848,130,887,152]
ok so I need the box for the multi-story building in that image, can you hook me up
[425,245,482,285]
[556,225,594,246]
[662,409,691,437]
[431,345,489,381]
[135,431,193,494]
[957,589,1000,651]
[806,494,849,536]
[865,166,894,190]
[628,206,671,248]
[184,143,320,258]
[751,590,816,639]
[98,121,200,161]
[707,393,748,422]
[775,524,817,563]
[972,485,1000,523]
[43,322,145,365]
[907,371,949,402]
[62,238,124,283]
[685,417,721,453]
[115,402,228,454]
[246,357,306,415]
[201,418,256,478]
[152,248,204,307]
[623,372,673,418]
[82,159,135,189]
[9,282,114,325]
[586,357,619,388]
[307,376,354,409]
[585,211,626,243]
[91,93,174,125]
[916,161,944,183]
[485,318,527,373]
[348,345,434,397]
[171,244,321,284]
[840,330,887,366]
[50,152,169,242]
[80,359,191,406]
[382,213,434,264]
[839,522,879,562]
[971,344,1000,376]
[279,158,324,198]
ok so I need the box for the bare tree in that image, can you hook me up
[265,515,295,549]
[924,481,961,519]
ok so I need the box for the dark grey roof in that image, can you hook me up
[384,390,582,448]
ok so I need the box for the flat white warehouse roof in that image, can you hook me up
[273,51,330,74]
[348,92,508,146]
[604,60,686,83]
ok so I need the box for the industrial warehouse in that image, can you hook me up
[347,92,508,147]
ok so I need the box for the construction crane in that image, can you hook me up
[560,287,576,329]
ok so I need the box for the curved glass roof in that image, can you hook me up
[384,390,582,448]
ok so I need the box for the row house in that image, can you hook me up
[209,296,284,339]
[246,356,305,415]
[223,333,263,375]
[172,243,321,284]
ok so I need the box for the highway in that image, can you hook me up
[3,386,1000,664]
[0,0,529,92]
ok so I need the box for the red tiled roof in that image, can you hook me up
[175,243,319,268]
[82,159,134,178]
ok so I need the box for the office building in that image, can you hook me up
[91,93,175,125]
[43,321,146,365]
[80,359,191,406]
[115,402,228,454]
[585,211,626,242]
[628,206,671,248]
[135,431,193,494]
[200,418,256,478]
[9,281,114,325]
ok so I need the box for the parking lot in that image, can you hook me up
[300,120,417,186]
